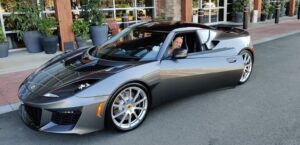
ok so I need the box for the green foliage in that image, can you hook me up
[0,24,5,43]
[37,17,58,37]
[262,0,270,14]
[268,3,275,15]
[81,0,104,26]
[115,4,130,8]
[72,19,89,40]
[154,16,167,21]
[233,0,250,12]
[295,0,299,9]
[280,0,286,9]
[10,0,40,40]
[193,0,198,8]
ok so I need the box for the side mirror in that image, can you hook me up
[172,49,187,59]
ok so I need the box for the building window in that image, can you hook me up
[0,0,156,49]
[192,0,226,24]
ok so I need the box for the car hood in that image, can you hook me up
[19,50,139,102]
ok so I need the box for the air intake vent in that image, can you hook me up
[24,105,42,126]
[51,110,81,125]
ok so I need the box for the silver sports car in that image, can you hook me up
[18,21,254,134]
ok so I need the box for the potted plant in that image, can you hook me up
[268,3,275,19]
[37,17,58,54]
[0,24,9,58]
[193,0,198,8]
[11,0,42,53]
[261,0,269,21]
[232,0,249,23]
[72,19,89,48]
[280,0,286,17]
[81,0,108,46]
[295,0,299,15]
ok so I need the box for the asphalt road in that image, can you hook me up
[1,33,300,145]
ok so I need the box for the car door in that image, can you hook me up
[156,31,244,103]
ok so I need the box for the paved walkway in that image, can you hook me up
[1,17,300,114]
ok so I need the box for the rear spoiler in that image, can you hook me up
[210,23,249,35]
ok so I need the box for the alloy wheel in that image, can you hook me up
[239,51,253,83]
[110,86,148,131]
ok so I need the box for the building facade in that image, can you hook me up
[0,0,298,50]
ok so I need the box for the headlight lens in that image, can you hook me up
[44,93,60,98]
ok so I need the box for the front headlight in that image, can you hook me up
[44,93,60,98]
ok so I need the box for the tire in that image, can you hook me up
[106,83,150,131]
[239,50,253,84]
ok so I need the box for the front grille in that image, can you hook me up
[24,105,42,126]
[51,110,81,125]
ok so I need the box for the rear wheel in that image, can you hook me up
[107,83,149,131]
[239,50,253,84]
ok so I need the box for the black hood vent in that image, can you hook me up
[75,65,111,72]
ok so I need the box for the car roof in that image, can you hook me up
[134,21,214,32]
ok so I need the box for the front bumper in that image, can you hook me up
[19,101,108,135]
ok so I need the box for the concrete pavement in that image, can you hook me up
[1,32,300,145]
[1,17,300,114]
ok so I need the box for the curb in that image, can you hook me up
[253,31,300,45]
[0,102,21,115]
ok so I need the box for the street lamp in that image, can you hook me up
[298,0,300,19]
[243,4,249,29]
[275,0,280,24]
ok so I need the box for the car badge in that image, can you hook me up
[30,85,37,90]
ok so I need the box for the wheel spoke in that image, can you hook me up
[119,93,126,102]
[135,97,146,106]
[120,113,128,125]
[246,55,250,64]
[113,110,126,119]
[133,89,141,102]
[135,107,145,111]
[113,104,123,109]
[128,113,132,127]
[242,73,245,78]
[133,111,140,121]
[129,88,132,98]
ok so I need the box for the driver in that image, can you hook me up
[168,36,183,56]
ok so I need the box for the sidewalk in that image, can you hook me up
[1,17,300,114]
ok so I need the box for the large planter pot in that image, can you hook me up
[261,13,267,21]
[75,36,88,48]
[192,15,198,23]
[234,12,243,23]
[23,31,42,53]
[268,13,273,19]
[0,42,9,58]
[90,25,108,46]
[40,36,58,54]
[280,8,286,17]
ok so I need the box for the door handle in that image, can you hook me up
[226,57,237,63]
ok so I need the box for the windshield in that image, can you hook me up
[93,27,167,61]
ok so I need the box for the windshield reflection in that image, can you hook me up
[93,27,167,61]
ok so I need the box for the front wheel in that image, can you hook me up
[239,50,253,84]
[107,83,149,131]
